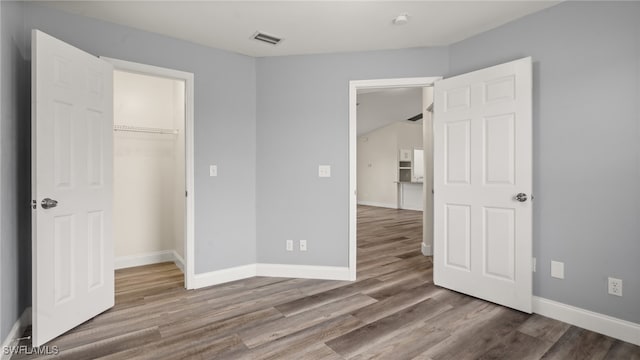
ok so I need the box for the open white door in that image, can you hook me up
[32,30,114,346]
[433,57,532,313]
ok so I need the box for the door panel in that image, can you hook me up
[87,210,105,290]
[444,120,471,184]
[483,113,515,185]
[483,206,515,281]
[32,30,114,346]
[53,215,75,304]
[87,110,105,186]
[52,102,74,188]
[445,204,471,271]
[434,57,532,313]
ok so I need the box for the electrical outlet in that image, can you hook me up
[318,165,331,178]
[209,165,218,177]
[608,277,622,296]
[300,240,307,252]
[286,240,293,252]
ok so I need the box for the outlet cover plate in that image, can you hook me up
[300,240,307,251]
[608,277,622,296]
[551,261,564,279]
[318,165,331,178]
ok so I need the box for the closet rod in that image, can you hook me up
[113,125,179,135]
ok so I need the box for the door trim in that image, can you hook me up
[348,77,441,280]
[100,57,196,289]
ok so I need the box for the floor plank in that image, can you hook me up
[15,205,640,359]
[325,298,452,358]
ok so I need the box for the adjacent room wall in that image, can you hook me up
[396,122,424,211]
[357,122,423,208]
[256,48,449,266]
[357,124,400,208]
[449,1,640,323]
[0,0,30,343]
[396,122,423,156]
[24,2,257,273]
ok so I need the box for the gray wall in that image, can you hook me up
[24,3,257,274]
[256,48,449,266]
[2,0,638,343]
[256,1,640,324]
[0,0,30,343]
[448,1,640,323]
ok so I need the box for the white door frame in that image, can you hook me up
[348,77,441,280]
[101,57,196,289]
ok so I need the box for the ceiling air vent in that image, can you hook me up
[407,113,423,122]
[252,31,282,45]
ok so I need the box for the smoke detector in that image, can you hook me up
[392,13,410,25]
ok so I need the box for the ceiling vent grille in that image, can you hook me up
[252,32,282,45]
[407,113,423,122]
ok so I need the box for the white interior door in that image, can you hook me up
[32,30,114,346]
[433,57,532,313]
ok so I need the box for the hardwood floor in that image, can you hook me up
[16,206,640,359]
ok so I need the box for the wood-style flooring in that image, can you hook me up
[16,205,640,359]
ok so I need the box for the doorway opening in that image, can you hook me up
[103,58,195,289]
[348,77,440,280]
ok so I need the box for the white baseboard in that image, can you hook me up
[533,296,640,346]
[173,251,185,273]
[256,264,351,281]
[400,206,423,212]
[357,201,398,209]
[115,250,184,271]
[1,307,32,360]
[421,243,432,256]
[192,264,257,289]
[191,263,352,289]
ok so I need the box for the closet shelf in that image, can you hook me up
[113,125,179,135]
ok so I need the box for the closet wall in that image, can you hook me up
[113,70,185,264]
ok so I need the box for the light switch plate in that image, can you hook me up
[209,165,218,177]
[551,260,564,279]
[318,165,331,178]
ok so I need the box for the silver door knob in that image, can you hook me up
[514,193,528,202]
[41,198,58,209]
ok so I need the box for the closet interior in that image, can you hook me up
[113,70,186,271]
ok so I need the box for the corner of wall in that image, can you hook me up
[0,0,31,345]
[0,0,4,344]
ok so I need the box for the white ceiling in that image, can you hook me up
[41,1,560,57]
[357,87,423,136]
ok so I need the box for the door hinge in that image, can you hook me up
[31,200,37,209]
[185,191,188,197]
